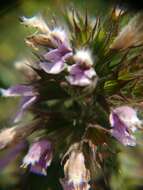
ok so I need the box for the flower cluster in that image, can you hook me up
[0,9,143,190]
[21,14,96,85]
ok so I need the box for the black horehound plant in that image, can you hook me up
[0,7,143,190]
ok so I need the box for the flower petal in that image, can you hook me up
[22,140,53,175]
[66,64,95,86]
[110,106,141,132]
[40,61,65,74]
[84,68,96,79]
[110,112,136,146]
[51,28,68,47]
[0,85,35,97]
[44,49,62,62]
[111,128,136,146]
[68,64,83,75]
[66,75,92,86]
[14,96,37,123]
[63,52,73,60]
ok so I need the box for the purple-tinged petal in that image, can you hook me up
[19,96,37,110]
[44,49,62,62]
[39,30,72,75]
[84,68,96,78]
[22,140,53,175]
[40,61,65,74]
[66,75,92,86]
[63,52,73,60]
[14,96,37,123]
[30,150,52,176]
[0,85,36,97]
[59,43,72,54]
[68,64,83,75]
[111,128,136,146]
[66,64,96,86]
[23,140,50,166]
[44,47,72,62]
[51,28,69,48]
[110,106,141,132]
[110,111,137,146]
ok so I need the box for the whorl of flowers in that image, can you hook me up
[0,8,143,190]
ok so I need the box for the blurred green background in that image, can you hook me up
[0,0,143,190]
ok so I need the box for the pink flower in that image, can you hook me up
[109,106,141,146]
[66,63,96,86]
[39,28,72,74]
[40,44,72,74]
[66,50,96,86]
[22,139,53,175]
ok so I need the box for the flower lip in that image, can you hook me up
[40,36,72,75]
[66,63,96,86]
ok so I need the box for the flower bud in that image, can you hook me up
[61,150,90,190]
[110,13,143,50]
[20,14,50,33]
[25,34,54,49]
[0,121,39,149]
